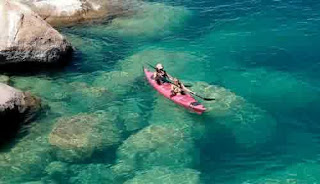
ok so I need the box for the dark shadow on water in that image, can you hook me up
[0,108,44,150]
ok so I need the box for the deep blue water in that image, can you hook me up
[1,0,320,183]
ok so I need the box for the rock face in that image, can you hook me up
[0,83,41,143]
[0,0,72,66]
[49,112,121,162]
[19,0,134,27]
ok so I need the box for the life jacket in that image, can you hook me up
[156,69,167,78]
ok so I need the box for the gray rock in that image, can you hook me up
[18,0,135,27]
[0,83,41,140]
[0,1,72,66]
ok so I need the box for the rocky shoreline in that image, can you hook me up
[0,0,134,144]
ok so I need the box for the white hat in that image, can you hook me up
[156,63,164,70]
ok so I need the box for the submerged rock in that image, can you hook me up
[19,0,134,27]
[104,2,191,40]
[0,75,10,84]
[0,83,41,143]
[0,136,52,182]
[69,82,108,98]
[49,112,121,162]
[251,162,320,184]
[69,164,116,184]
[113,124,196,178]
[192,82,277,148]
[125,167,201,184]
[0,0,72,67]
[220,68,319,113]
[93,71,132,96]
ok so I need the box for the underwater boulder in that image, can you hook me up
[93,71,133,96]
[0,136,52,182]
[49,112,121,162]
[105,2,191,40]
[0,75,10,84]
[149,97,205,140]
[113,124,197,177]
[124,167,201,184]
[251,162,320,184]
[0,83,41,143]
[69,163,116,184]
[45,161,69,182]
[219,68,319,114]
[69,82,108,98]
[12,76,72,101]
[0,0,72,67]
[192,82,277,148]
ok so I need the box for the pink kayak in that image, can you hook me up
[144,67,206,114]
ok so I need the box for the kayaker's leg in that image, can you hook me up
[155,75,162,85]
[170,90,177,97]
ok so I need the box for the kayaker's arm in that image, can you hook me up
[165,72,174,81]
[181,83,193,94]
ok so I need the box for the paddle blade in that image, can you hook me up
[203,98,216,101]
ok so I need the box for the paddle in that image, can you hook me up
[146,63,193,87]
[167,80,215,101]
[187,91,216,101]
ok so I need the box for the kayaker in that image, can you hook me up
[153,63,173,85]
[171,78,191,97]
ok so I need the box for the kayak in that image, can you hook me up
[144,67,206,114]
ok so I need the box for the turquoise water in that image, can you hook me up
[1,0,320,183]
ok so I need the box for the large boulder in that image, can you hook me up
[0,0,72,67]
[0,83,41,143]
[49,112,121,162]
[18,0,135,27]
[113,124,197,178]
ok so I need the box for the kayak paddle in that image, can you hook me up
[188,91,216,101]
[167,80,215,101]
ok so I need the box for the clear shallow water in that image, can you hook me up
[1,0,320,183]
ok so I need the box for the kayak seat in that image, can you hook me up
[191,102,201,106]
[151,75,154,80]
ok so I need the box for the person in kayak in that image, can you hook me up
[153,63,173,85]
[171,78,191,97]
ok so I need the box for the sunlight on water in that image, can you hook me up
[1,0,320,183]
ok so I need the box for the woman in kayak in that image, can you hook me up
[171,78,191,97]
[153,63,173,85]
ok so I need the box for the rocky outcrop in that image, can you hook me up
[18,0,135,27]
[0,83,41,144]
[0,0,72,67]
[49,112,121,162]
